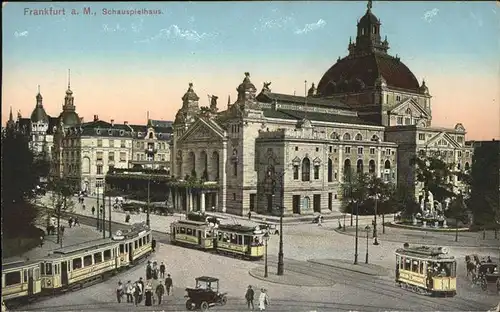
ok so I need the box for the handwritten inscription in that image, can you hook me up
[24,7,163,17]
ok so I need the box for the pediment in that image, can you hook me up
[292,156,301,164]
[177,118,225,143]
[390,98,430,118]
[313,157,322,164]
[425,132,461,149]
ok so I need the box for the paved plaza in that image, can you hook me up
[14,196,500,311]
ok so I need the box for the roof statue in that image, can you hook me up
[182,82,200,102]
[262,81,272,92]
[367,0,372,11]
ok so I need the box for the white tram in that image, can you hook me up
[170,219,216,250]
[2,259,42,302]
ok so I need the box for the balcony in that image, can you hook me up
[145,147,157,154]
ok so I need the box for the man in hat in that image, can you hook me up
[245,285,254,310]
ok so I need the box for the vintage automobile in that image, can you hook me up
[185,276,227,311]
[473,262,500,291]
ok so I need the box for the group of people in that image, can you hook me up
[67,217,80,228]
[245,285,270,311]
[116,260,173,307]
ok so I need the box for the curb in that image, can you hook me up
[307,259,388,277]
[331,228,500,249]
[248,267,334,287]
[385,222,470,232]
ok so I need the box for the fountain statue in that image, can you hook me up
[427,191,434,214]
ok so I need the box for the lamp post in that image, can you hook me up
[268,167,285,276]
[365,225,370,264]
[102,186,106,239]
[264,231,269,278]
[373,193,379,245]
[354,200,359,264]
[108,193,112,238]
[147,176,151,227]
[96,189,100,231]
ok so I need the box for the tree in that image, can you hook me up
[340,170,371,218]
[369,179,396,234]
[389,182,420,221]
[47,177,75,246]
[444,194,468,242]
[1,126,40,237]
[412,155,455,207]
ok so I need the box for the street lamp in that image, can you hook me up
[267,167,285,276]
[264,231,270,278]
[147,175,151,227]
[354,201,359,265]
[373,193,379,245]
[365,225,371,264]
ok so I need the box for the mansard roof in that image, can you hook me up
[257,91,350,110]
[262,108,378,126]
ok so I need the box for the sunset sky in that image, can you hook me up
[2,1,499,140]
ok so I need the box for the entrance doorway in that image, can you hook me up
[313,194,321,213]
[249,194,256,212]
[267,195,273,213]
[292,195,301,214]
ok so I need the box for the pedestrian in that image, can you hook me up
[138,278,144,302]
[82,204,86,211]
[153,262,159,280]
[74,218,80,226]
[487,256,493,263]
[39,236,44,248]
[245,285,254,310]
[116,281,124,303]
[91,206,95,215]
[146,261,153,280]
[248,211,252,220]
[144,282,153,306]
[258,288,269,311]
[318,214,323,226]
[152,239,157,252]
[125,212,130,223]
[160,262,166,278]
[125,280,133,303]
[155,281,165,305]
[133,282,140,306]
[165,274,172,296]
[68,217,73,228]
[60,225,65,236]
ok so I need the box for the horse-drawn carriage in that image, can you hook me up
[466,255,500,291]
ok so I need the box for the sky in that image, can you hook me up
[2,1,499,140]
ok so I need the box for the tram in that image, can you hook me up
[169,213,265,260]
[395,244,457,297]
[2,222,153,307]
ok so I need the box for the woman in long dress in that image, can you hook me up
[258,288,269,311]
[145,282,153,306]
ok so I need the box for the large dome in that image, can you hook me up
[317,52,421,96]
[30,106,49,123]
[59,111,80,126]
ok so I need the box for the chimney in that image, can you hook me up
[111,119,114,126]
[93,115,98,121]
[124,121,129,126]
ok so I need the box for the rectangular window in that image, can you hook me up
[103,250,111,261]
[108,152,115,161]
[45,263,53,275]
[72,258,82,270]
[94,252,103,263]
[97,139,102,147]
[314,165,320,179]
[418,133,425,141]
[109,140,114,147]
[458,151,462,157]
[96,152,103,161]
[386,149,391,155]
[405,118,411,125]
[293,165,299,180]
[121,140,126,148]
[40,263,45,275]
[345,147,351,154]
[329,146,332,153]
[397,117,403,125]
[457,136,464,143]
[370,148,375,155]
[5,272,21,286]
[83,255,93,267]
[97,165,103,175]
[357,147,363,155]
[120,152,126,162]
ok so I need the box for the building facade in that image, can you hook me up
[54,115,172,194]
[169,1,472,217]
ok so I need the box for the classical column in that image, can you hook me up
[221,143,228,213]
[215,192,219,211]
[185,188,190,212]
[200,192,206,213]
[338,145,343,182]
[189,191,194,211]
[376,147,382,178]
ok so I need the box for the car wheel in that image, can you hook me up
[186,299,194,310]
[220,295,227,306]
[200,301,209,311]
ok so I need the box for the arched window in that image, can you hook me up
[328,159,333,182]
[343,133,351,141]
[369,159,376,174]
[188,151,196,178]
[330,132,339,140]
[465,162,470,171]
[302,158,311,181]
[344,159,351,181]
[357,159,363,173]
[384,160,391,181]
[303,196,310,211]
[212,151,219,181]
[371,135,380,142]
[82,157,90,174]
[149,132,153,139]
[355,134,363,141]
[200,151,208,180]
[384,160,391,169]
